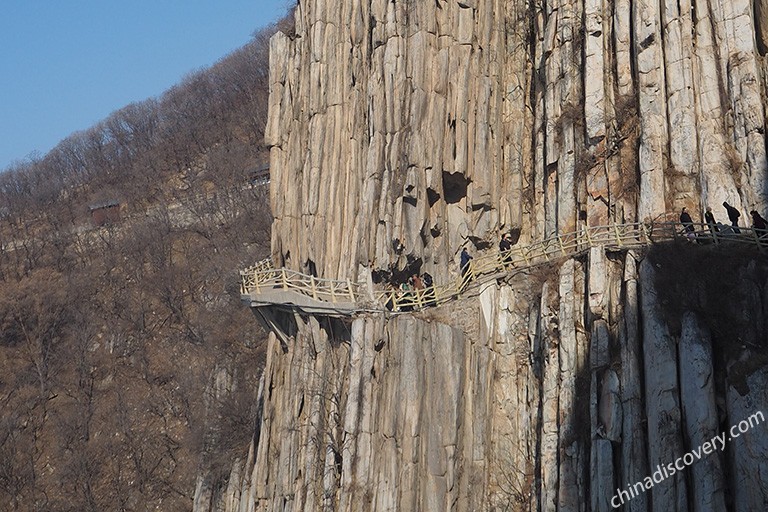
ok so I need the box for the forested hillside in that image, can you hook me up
[0,10,294,511]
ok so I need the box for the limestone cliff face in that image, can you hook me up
[265,0,767,281]
[208,0,768,510]
[220,249,768,511]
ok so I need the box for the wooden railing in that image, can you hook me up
[241,263,361,303]
[240,221,767,313]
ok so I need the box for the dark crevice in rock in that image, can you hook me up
[468,236,493,250]
[427,187,441,207]
[442,171,470,204]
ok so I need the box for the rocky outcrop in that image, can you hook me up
[265,0,767,282]
[219,247,768,511]
[210,0,768,509]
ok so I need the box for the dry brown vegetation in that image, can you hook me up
[0,9,296,511]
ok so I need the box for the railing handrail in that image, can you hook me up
[240,221,768,311]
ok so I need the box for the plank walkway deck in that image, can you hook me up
[240,221,766,316]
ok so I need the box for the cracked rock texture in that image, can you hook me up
[203,0,768,510]
[216,250,768,511]
[266,0,767,281]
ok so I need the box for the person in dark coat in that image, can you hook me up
[460,247,473,279]
[723,201,741,233]
[704,206,718,232]
[679,207,696,242]
[422,272,436,306]
[750,210,768,233]
[679,207,694,233]
[499,234,512,267]
[499,234,511,254]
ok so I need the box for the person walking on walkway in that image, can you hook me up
[751,210,768,233]
[680,206,696,233]
[704,206,718,233]
[499,234,512,267]
[460,247,473,287]
[399,280,413,312]
[421,272,436,307]
[679,207,695,241]
[723,201,741,233]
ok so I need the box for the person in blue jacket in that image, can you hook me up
[460,247,473,280]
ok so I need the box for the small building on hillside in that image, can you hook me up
[89,199,121,226]
[249,164,270,186]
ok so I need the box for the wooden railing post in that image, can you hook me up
[640,223,650,244]
[281,268,287,289]
[310,275,318,299]
[347,279,355,301]
[557,235,566,256]
[520,247,530,266]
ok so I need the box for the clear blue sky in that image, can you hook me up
[0,0,293,171]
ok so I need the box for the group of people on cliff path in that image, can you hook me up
[679,201,768,240]
[385,271,436,311]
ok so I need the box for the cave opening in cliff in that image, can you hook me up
[371,255,424,287]
[468,235,493,250]
[442,171,470,204]
[427,187,441,207]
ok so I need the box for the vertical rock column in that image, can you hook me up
[538,0,580,236]
[661,0,698,185]
[679,312,727,511]
[539,279,561,511]
[709,0,768,210]
[633,0,668,220]
[557,259,582,510]
[619,252,648,512]
[691,0,738,213]
[639,260,688,511]
[587,247,616,512]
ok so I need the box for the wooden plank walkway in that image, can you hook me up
[240,221,766,315]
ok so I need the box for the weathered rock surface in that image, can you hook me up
[205,0,768,509]
[215,247,768,511]
[266,0,767,280]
